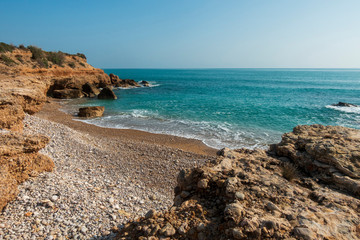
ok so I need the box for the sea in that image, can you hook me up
[62,68,360,149]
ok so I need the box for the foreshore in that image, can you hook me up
[37,100,217,157]
[0,99,216,239]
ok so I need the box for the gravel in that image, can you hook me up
[0,114,212,239]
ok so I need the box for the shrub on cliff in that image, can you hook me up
[0,54,16,66]
[28,46,49,68]
[76,53,86,59]
[47,51,65,66]
[0,42,16,53]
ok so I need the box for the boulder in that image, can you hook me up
[82,83,100,97]
[332,102,358,107]
[98,87,117,99]
[78,106,104,118]
[139,80,150,87]
[52,89,85,99]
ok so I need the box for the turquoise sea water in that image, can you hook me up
[64,69,360,149]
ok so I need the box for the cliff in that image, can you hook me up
[0,43,110,211]
[117,125,360,240]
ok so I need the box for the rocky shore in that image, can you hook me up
[1,43,359,239]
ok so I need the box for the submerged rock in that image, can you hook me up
[78,106,104,118]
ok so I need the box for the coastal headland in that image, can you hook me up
[0,43,359,239]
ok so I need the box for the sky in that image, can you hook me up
[1,0,360,68]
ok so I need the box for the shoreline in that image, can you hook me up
[35,99,217,157]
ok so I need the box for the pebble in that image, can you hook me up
[0,115,212,239]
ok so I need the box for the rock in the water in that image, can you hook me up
[82,83,100,97]
[332,102,358,107]
[114,79,140,88]
[109,73,120,84]
[98,87,117,100]
[78,106,104,118]
[52,89,84,99]
[139,80,150,87]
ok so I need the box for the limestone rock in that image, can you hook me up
[98,87,117,100]
[117,126,360,240]
[274,124,360,196]
[0,132,54,211]
[78,106,104,118]
[53,89,84,99]
[114,79,140,88]
[82,82,100,97]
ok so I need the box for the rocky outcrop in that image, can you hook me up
[98,87,117,99]
[82,82,100,97]
[0,131,54,211]
[52,89,85,99]
[109,73,141,88]
[78,106,104,118]
[140,80,150,87]
[273,124,360,197]
[332,102,358,107]
[0,43,112,211]
[117,125,360,240]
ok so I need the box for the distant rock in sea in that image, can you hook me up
[332,101,358,107]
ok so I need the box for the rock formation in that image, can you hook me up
[78,106,105,118]
[98,87,117,99]
[140,80,150,87]
[0,131,54,211]
[116,125,360,240]
[0,43,111,211]
[332,102,358,107]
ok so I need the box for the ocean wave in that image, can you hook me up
[75,110,280,150]
[325,105,360,114]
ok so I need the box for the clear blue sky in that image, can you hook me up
[1,0,359,68]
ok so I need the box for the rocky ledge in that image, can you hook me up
[0,131,54,211]
[117,125,360,240]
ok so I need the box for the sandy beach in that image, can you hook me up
[0,100,216,239]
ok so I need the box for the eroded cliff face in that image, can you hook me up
[0,44,110,211]
[117,125,360,240]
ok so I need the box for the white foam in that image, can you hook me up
[326,105,360,114]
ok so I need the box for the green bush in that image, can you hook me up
[0,54,16,66]
[76,53,86,59]
[0,42,16,53]
[79,62,86,67]
[47,51,65,66]
[28,46,50,68]
[28,45,44,60]
[15,54,24,63]
[68,62,76,68]
[18,44,26,50]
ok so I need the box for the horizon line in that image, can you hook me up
[100,67,360,70]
